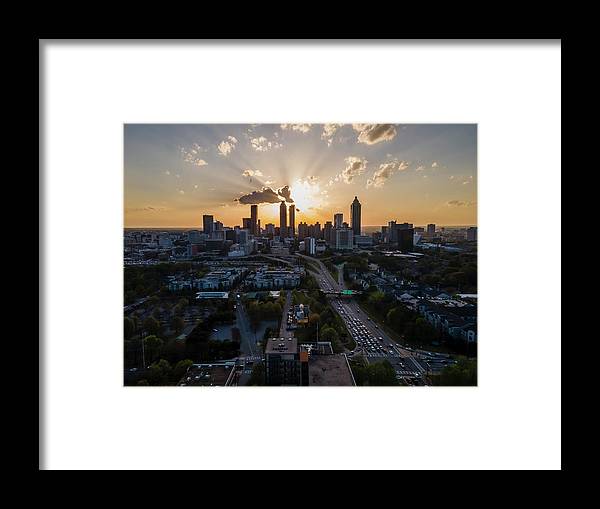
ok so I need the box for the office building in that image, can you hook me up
[250,205,258,235]
[427,223,436,236]
[289,204,295,235]
[398,228,414,252]
[265,337,300,386]
[306,237,316,255]
[242,217,252,231]
[279,201,287,237]
[202,215,214,235]
[467,226,478,242]
[350,196,361,236]
[323,221,333,244]
[335,227,354,250]
[334,213,343,229]
[354,235,373,247]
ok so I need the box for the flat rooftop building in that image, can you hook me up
[308,354,355,386]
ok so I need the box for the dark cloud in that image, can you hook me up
[353,124,397,145]
[277,185,294,203]
[237,187,282,205]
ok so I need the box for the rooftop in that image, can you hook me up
[265,337,298,354]
[308,354,355,386]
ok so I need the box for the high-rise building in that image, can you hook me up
[350,196,361,236]
[467,226,478,242]
[279,201,287,237]
[265,337,300,386]
[298,222,309,240]
[242,217,252,231]
[334,213,343,229]
[323,221,333,244]
[335,227,354,250]
[427,223,436,236]
[202,215,214,235]
[289,204,295,235]
[309,222,322,239]
[306,237,316,255]
[398,228,414,252]
[214,220,223,231]
[265,223,275,236]
[250,205,258,235]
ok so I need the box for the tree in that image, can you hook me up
[143,316,161,336]
[146,359,172,386]
[172,359,193,383]
[437,359,477,386]
[124,317,135,340]
[319,326,339,343]
[144,335,163,363]
[171,316,185,333]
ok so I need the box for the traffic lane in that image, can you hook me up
[338,301,414,360]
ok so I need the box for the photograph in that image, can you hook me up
[124,123,478,386]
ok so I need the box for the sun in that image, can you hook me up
[289,177,327,222]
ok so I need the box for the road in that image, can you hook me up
[279,290,293,338]
[294,252,428,384]
[234,292,258,356]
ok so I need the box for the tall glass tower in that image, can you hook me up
[350,196,361,236]
[279,201,288,236]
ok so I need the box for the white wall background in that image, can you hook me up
[41,41,561,470]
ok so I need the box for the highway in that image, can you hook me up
[294,253,428,384]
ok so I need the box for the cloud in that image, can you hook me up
[264,180,275,186]
[353,124,397,145]
[277,185,294,203]
[280,123,312,133]
[366,160,409,188]
[415,165,426,172]
[340,156,368,184]
[250,136,283,152]
[242,168,264,178]
[217,136,238,156]
[462,180,471,185]
[125,206,167,213]
[431,161,439,168]
[165,170,171,175]
[446,200,476,207]
[179,143,209,166]
[321,123,343,146]
[237,187,283,205]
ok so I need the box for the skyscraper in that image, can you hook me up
[427,223,436,236]
[202,215,214,235]
[250,205,258,235]
[351,196,361,236]
[279,201,287,237]
[289,204,296,235]
[334,213,343,229]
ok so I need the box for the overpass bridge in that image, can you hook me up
[320,289,362,298]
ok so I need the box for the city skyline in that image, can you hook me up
[125,124,477,228]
